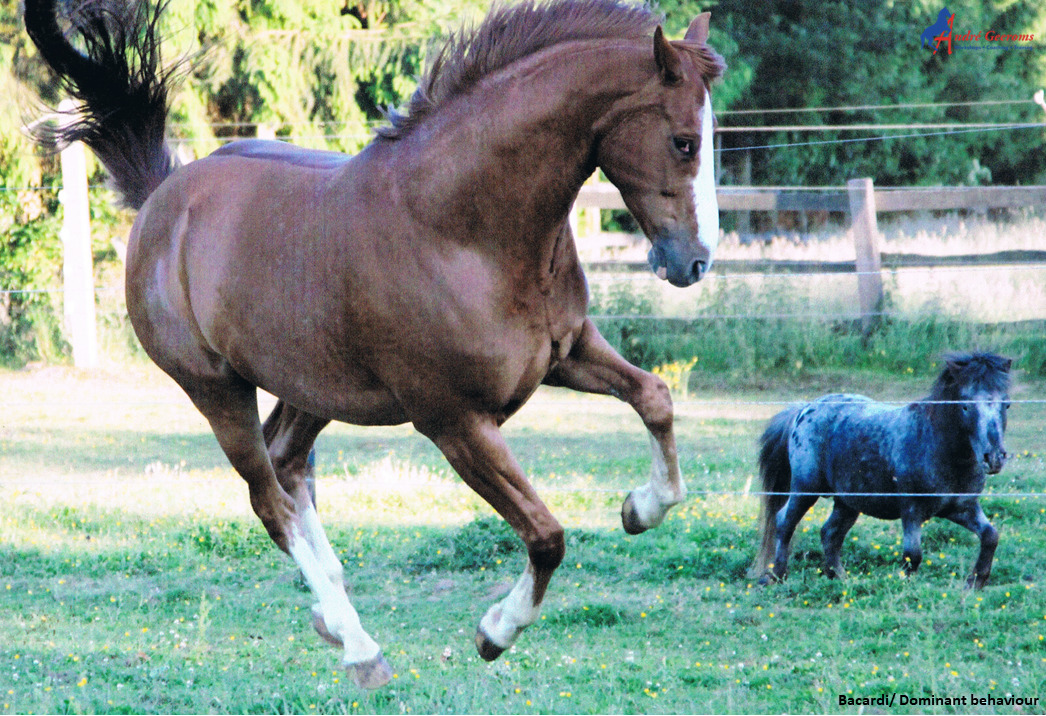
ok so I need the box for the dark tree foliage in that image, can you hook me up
[663,0,1046,186]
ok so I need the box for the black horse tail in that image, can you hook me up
[751,405,801,577]
[25,0,178,210]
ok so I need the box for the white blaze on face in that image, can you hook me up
[693,87,719,262]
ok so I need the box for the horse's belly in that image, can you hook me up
[838,496,902,521]
[275,373,409,426]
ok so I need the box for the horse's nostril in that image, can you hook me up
[691,260,707,282]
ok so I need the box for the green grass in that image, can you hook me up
[1,365,1045,714]
[588,278,1046,383]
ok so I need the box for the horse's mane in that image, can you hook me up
[376,0,723,140]
[927,351,1012,402]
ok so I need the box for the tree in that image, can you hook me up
[677,0,1046,186]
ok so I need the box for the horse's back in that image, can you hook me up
[210,139,354,170]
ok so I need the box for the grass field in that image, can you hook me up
[2,364,1045,714]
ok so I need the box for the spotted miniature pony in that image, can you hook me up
[753,352,1011,588]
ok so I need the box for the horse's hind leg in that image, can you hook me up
[545,319,684,534]
[187,380,390,688]
[941,501,998,589]
[820,500,859,579]
[263,402,331,568]
[767,493,818,582]
[263,402,360,637]
[423,414,565,661]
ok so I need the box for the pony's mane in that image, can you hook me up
[377,0,722,140]
[928,351,1012,401]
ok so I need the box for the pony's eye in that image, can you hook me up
[673,136,696,158]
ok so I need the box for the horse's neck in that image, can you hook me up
[386,41,652,254]
[922,399,978,474]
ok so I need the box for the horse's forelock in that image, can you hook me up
[935,351,1012,398]
[678,41,726,84]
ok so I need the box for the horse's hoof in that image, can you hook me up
[966,574,990,590]
[311,605,345,647]
[347,652,393,690]
[620,493,649,535]
[758,572,783,586]
[474,627,506,662]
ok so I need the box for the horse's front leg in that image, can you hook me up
[900,511,924,576]
[425,415,565,661]
[545,318,683,534]
[941,500,999,589]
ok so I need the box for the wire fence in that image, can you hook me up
[3,99,1044,504]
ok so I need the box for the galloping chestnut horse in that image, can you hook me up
[26,0,724,687]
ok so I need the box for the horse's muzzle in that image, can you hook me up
[984,450,1007,475]
[648,241,710,287]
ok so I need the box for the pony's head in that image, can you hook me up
[929,352,1012,474]
[594,14,725,287]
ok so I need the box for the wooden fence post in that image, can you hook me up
[58,99,98,369]
[737,150,752,235]
[847,177,884,335]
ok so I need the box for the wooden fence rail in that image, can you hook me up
[574,178,1046,333]
[575,180,1046,214]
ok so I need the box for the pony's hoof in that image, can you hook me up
[311,605,344,647]
[966,574,990,590]
[620,493,649,535]
[347,652,393,690]
[758,572,783,586]
[474,627,506,662]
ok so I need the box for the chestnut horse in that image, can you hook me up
[26,0,724,688]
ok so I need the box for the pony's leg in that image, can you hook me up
[545,319,683,534]
[766,494,819,582]
[188,381,391,689]
[425,414,564,661]
[820,500,859,579]
[900,513,924,576]
[941,501,998,589]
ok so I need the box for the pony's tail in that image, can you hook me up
[750,405,801,577]
[25,0,178,210]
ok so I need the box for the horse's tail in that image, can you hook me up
[25,0,178,210]
[750,405,801,577]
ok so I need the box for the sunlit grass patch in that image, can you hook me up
[2,363,1044,713]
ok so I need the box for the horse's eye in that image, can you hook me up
[673,136,696,158]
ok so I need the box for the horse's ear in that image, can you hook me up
[685,12,711,44]
[654,26,686,84]
[945,355,969,377]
